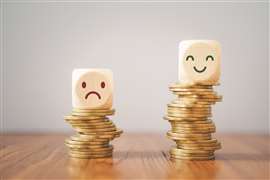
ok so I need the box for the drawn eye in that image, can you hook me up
[101,81,105,88]
[186,55,194,61]
[206,55,214,61]
[82,82,86,88]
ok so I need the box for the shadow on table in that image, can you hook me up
[113,150,170,160]
[216,153,270,161]
[113,151,270,160]
[67,156,121,179]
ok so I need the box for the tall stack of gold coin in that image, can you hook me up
[164,83,222,160]
[64,108,123,158]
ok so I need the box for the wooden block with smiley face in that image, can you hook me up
[178,40,221,85]
[72,69,113,109]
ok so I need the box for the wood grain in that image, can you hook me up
[0,133,269,179]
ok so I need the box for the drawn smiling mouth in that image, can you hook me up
[85,91,101,100]
[193,66,207,73]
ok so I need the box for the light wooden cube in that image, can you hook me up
[178,40,221,85]
[72,69,113,109]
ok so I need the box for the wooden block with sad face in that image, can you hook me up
[178,40,221,85]
[72,69,113,109]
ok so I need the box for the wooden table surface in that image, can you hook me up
[0,133,269,180]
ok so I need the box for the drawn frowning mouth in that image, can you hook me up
[85,91,101,100]
[193,66,207,73]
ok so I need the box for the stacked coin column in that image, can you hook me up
[164,83,222,160]
[66,68,122,159]
[64,108,122,159]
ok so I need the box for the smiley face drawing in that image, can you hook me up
[72,69,113,109]
[178,40,221,85]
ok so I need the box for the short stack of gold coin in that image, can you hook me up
[64,108,122,158]
[164,82,222,160]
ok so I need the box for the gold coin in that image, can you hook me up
[171,124,215,128]
[170,83,214,89]
[171,122,215,128]
[167,132,211,140]
[81,129,123,135]
[171,125,216,130]
[74,127,117,133]
[168,103,211,108]
[176,140,220,146]
[168,104,211,109]
[69,121,113,127]
[167,112,211,116]
[81,133,118,139]
[167,107,211,112]
[72,108,115,113]
[68,119,112,124]
[177,93,221,98]
[171,126,215,130]
[173,92,217,97]
[173,90,216,94]
[166,112,211,118]
[69,148,113,154]
[170,85,213,90]
[66,137,108,143]
[66,116,108,121]
[171,128,215,134]
[67,121,109,126]
[71,123,116,129]
[170,152,214,158]
[77,134,115,140]
[167,134,211,142]
[173,99,212,106]
[170,88,213,93]
[78,129,123,138]
[65,139,108,145]
[68,144,113,150]
[194,95,222,100]
[177,143,221,151]
[74,124,116,129]
[69,150,113,157]
[170,147,214,154]
[167,132,212,138]
[171,128,215,133]
[71,112,114,117]
[69,152,112,159]
[72,126,116,131]
[175,95,211,99]
[170,154,215,160]
[169,103,211,108]
[170,121,213,126]
[175,99,215,104]
[166,114,211,118]
[72,136,113,142]
[176,146,221,151]
[66,144,110,150]
[77,132,117,140]
[167,110,211,116]
[171,126,215,132]
[65,119,109,124]
[171,152,215,158]
[65,142,110,149]
[175,138,218,144]
[167,108,211,113]
[164,116,209,121]
[72,122,115,128]
[69,149,113,155]
[64,115,108,120]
